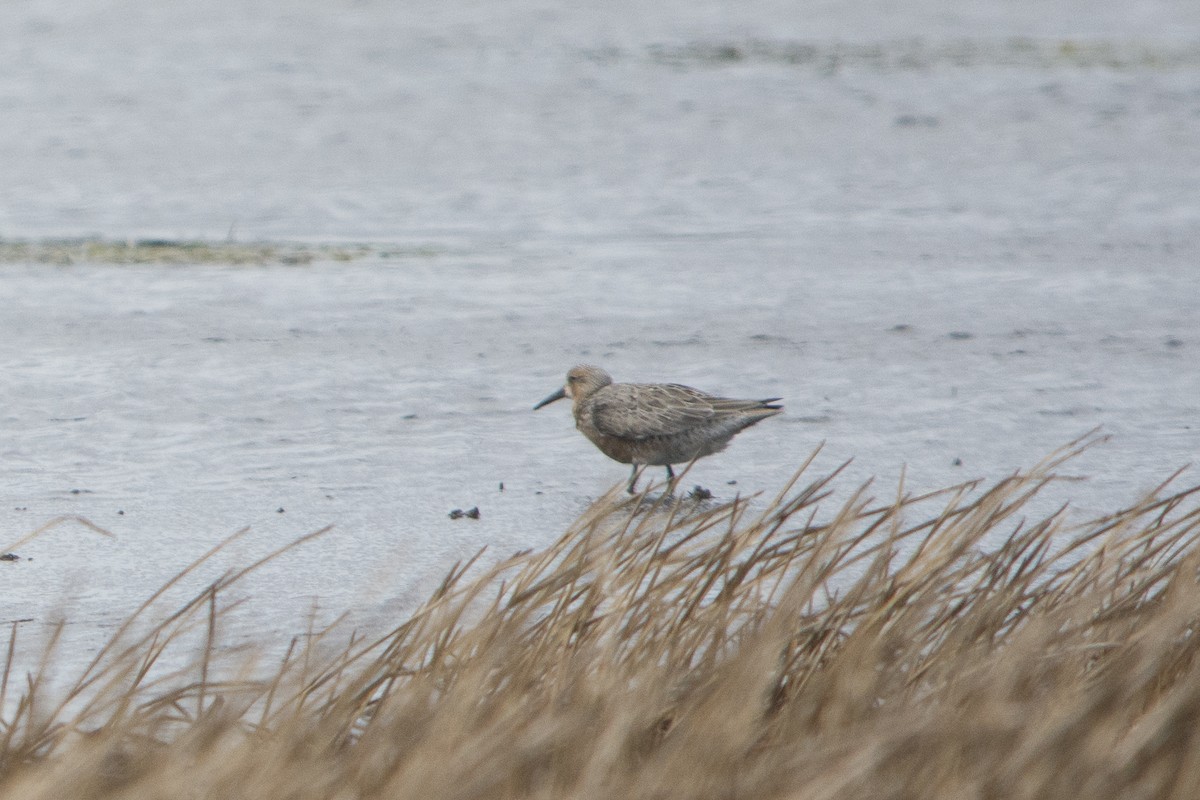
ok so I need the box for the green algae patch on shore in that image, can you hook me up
[0,239,379,266]
[641,36,1200,72]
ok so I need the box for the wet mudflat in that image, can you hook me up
[0,0,1197,675]
[1,245,1195,669]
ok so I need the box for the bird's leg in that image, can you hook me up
[627,464,641,494]
[665,464,676,495]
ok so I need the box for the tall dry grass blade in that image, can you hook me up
[0,622,17,732]
[0,516,114,555]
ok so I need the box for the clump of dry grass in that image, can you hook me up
[4,433,1200,798]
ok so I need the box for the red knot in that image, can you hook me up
[534,365,782,493]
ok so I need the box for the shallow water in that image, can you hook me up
[0,0,1198,677]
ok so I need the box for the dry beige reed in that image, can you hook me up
[3,433,1200,799]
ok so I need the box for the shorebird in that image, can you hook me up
[534,365,782,493]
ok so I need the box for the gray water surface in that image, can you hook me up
[0,0,1198,676]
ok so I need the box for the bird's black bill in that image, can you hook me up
[533,387,567,410]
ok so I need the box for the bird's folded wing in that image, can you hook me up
[590,384,716,439]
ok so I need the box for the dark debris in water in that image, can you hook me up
[449,507,481,520]
[0,553,21,562]
[895,114,939,127]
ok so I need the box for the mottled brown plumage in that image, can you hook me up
[534,365,782,493]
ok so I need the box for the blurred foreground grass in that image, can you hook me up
[3,434,1200,798]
